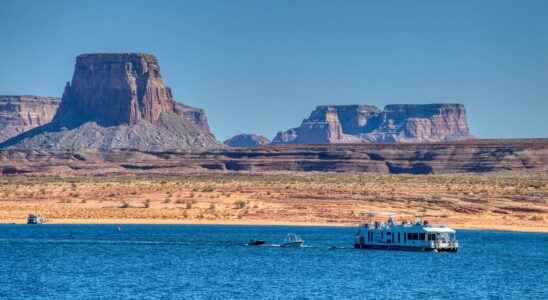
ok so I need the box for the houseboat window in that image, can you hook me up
[407,233,419,240]
[398,233,400,243]
[381,232,384,240]
[404,233,407,242]
[428,234,436,241]
[419,233,425,240]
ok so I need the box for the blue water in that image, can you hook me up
[0,225,546,299]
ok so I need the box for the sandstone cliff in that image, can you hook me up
[0,53,220,152]
[224,134,271,148]
[272,104,472,144]
[0,96,59,143]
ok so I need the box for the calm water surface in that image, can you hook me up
[0,225,546,299]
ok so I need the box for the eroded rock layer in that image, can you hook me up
[0,96,59,143]
[1,139,546,176]
[0,53,220,152]
[272,104,472,144]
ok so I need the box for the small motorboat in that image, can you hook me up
[248,240,266,246]
[280,233,304,247]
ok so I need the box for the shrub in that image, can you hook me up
[234,200,247,209]
[202,186,214,193]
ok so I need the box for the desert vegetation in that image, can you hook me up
[0,170,546,231]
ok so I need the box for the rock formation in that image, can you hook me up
[272,104,472,144]
[0,53,220,152]
[0,96,59,143]
[224,134,271,148]
[173,102,210,132]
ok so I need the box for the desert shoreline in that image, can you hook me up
[2,219,547,233]
[1,171,546,234]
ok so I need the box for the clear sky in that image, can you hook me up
[1,0,547,141]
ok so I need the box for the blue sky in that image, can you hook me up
[1,0,547,140]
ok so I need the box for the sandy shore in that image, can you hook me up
[1,171,546,233]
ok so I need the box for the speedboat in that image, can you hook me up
[248,239,266,246]
[280,233,304,247]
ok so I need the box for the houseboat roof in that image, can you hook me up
[422,226,456,233]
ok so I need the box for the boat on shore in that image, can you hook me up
[354,213,459,252]
[27,214,44,224]
[280,233,304,247]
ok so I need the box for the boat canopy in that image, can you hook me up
[422,227,456,233]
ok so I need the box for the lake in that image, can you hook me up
[0,225,546,299]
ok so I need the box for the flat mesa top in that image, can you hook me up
[76,53,158,62]
[0,95,60,102]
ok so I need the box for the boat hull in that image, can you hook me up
[248,240,266,246]
[354,243,457,252]
[280,241,304,248]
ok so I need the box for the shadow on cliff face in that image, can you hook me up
[386,162,434,174]
[0,118,85,149]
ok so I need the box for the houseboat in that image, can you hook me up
[27,214,44,224]
[354,213,458,252]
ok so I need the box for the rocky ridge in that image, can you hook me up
[224,134,271,148]
[1,139,546,176]
[272,104,472,144]
[0,96,59,143]
[0,53,220,152]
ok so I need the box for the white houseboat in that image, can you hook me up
[27,214,44,224]
[354,213,458,252]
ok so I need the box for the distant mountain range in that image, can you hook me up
[0,52,547,175]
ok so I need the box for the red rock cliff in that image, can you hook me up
[0,96,59,142]
[54,53,177,126]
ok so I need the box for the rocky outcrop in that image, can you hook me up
[0,96,59,143]
[173,102,210,131]
[1,139,546,175]
[0,53,220,152]
[224,134,271,148]
[272,104,472,144]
